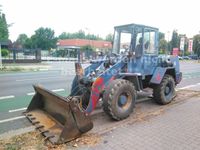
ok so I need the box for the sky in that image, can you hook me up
[1,0,200,41]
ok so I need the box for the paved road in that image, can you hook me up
[0,61,89,97]
[177,61,200,91]
[0,61,200,136]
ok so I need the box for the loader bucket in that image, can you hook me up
[24,85,93,144]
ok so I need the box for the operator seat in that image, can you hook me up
[135,37,143,57]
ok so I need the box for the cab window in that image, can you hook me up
[144,30,157,54]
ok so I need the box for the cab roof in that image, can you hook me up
[114,23,159,31]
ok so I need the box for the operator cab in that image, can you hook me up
[113,24,159,57]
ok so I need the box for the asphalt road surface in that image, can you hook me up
[0,60,200,136]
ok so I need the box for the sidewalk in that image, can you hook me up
[89,96,200,150]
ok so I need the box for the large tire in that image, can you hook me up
[102,79,136,120]
[153,75,175,105]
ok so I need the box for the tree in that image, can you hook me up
[76,30,85,39]
[1,48,9,57]
[80,45,94,52]
[0,5,9,41]
[80,45,94,59]
[171,30,179,50]
[105,33,113,42]
[86,34,102,40]
[31,27,57,50]
[158,32,167,54]
[58,30,103,41]
[193,34,200,57]
[159,39,168,54]
[58,32,71,39]
[16,34,28,48]
[159,32,165,40]
[24,37,33,49]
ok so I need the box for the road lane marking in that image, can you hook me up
[16,76,60,82]
[39,68,49,71]
[27,92,35,96]
[26,88,65,96]
[0,95,15,100]
[0,116,26,124]
[52,89,65,92]
[9,107,27,113]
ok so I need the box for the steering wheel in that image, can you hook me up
[104,52,119,68]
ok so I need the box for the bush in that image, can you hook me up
[184,51,191,56]
[1,49,9,57]
[159,49,165,54]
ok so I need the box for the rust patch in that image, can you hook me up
[26,110,63,136]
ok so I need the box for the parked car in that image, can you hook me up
[178,56,183,60]
[182,56,191,60]
[188,55,199,60]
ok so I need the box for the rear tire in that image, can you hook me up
[103,79,136,120]
[153,75,175,105]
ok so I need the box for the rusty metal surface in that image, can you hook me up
[25,110,62,143]
[25,85,93,144]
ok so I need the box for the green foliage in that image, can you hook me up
[16,34,28,48]
[58,30,103,40]
[24,27,57,50]
[80,45,94,51]
[33,27,57,50]
[86,34,102,40]
[158,32,168,54]
[105,33,113,42]
[159,38,168,54]
[0,6,9,41]
[193,34,200,57]
[24,38,33,49]
[159,32,165,40]
[171,30,179,49]
[16,28,110,50]
[159,49,165,54]
[184,41,188,52]
[184,50,190,56]
[1,48,9,57]
[58,32,71,39]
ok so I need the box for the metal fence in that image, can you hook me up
[2,48,107,63]
[2,48,41,63]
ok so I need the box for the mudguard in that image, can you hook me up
[150,67,167,84]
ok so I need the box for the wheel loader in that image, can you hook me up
[24,23,182,144]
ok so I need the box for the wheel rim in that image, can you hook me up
[118,92,132,110]
[165,82,173,98]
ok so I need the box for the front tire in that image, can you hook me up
[153,75,175,105]
[103,79,136,120]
